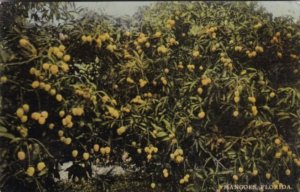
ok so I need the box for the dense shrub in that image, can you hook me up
[0,2,299,191]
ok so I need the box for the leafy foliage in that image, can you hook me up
[0,2,300,192]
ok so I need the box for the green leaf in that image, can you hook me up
[0,126,7,132]
[156,131,168,138]
[151,123,163,131]
[0,132,15,140]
